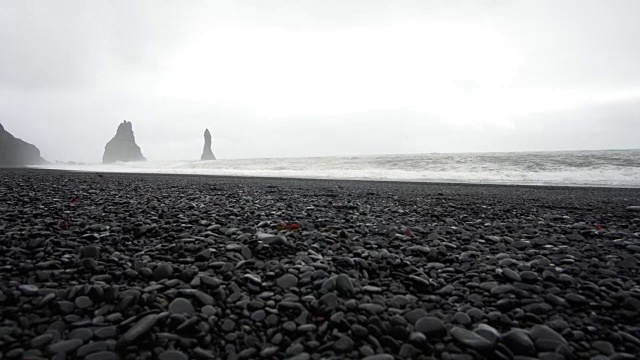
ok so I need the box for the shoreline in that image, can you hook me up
[13,166,640,191]
[1,169,639,359]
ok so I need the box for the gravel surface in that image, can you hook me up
[1,169,640,360]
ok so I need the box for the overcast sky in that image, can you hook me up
[1,0,639,162]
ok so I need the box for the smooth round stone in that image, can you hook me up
[80,245,101,259]
[502,268,521,282]
[287,343,305,356]
[117,314,159,346]
[335,274,355,297]
[94,326,117,339]
[125,269,138,278]
[75,296,93,309]
[260,346,279,358]
[454,312,472,326]
[30,333,53,348]
[195,249,212,261]
[68,328,93,342]
[523,302,552,314]
[520,271,538,283]
[330,311,344,323]
[399,344,421,359]
[287,353,310,360]
[5,349,23,358]
[85,351,120,360]
[352,324,369,337]
[491,284,515,295]
[77,341,109,356]
[502,329,536,356]
[169,298,195,315]
[359,304,385,314]
[276,274,298,289]
[363,355,394,360]
[450,326,494,351]
[283,321,297,332]
[221,319,235,332]
[626,206,640,212]
[201,305,216,317]
[474,323,499,344]
[239,348,257,359]
[333,336,355,352]
[159,350,188,360]
[436,284,455,295]
[363,285,382,293]
[195,291,214,306]
[250,310,266,322]
[404,309,428,324]
[154,263,173,280]
[264,235,288,246]
[297,324,317,333]
[530,324,568,351]
[48,338,84,353]
[592,340,615,355]
[565,293,587,304]
[193,348,215,359]
[414,316,446,337]
[140,268,153,277]
[19,284,39,296]
[200,275,222,288]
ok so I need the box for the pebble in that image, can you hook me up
[158,350,188,360]
[80,245,101,259]
[450,326,494,351]
[68,328,93,342]
[502,329,536,356]
[363,355,395,360]
[415,316,446,337]
[117,314,159,346]
[502,268,522,282]
[30,333,53,348]
[154,263,173,280]
[169,298,195,314]
[335,274,355,297]
[19,284,39,295]
[75,296,93,309]
[85,352,120,360]
[221,319,236,332]
[333,336,355,352]
[276,274,299,289]
[530,324,568,351]
[48,338,83,353]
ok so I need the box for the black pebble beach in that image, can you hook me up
[1,169,640,360]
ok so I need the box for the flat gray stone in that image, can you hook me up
[117,314,159,346]
[450,326,494,351]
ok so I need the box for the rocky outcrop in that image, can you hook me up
[201,128,216,160]
[103,121,146,164]
[0,123,47,166]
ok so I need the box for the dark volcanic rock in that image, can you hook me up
[200,128,216,160]
[102,120,146,163]
[2,170,640,359]
[0,123,47,166]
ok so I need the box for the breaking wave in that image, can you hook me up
[35,149,640,187]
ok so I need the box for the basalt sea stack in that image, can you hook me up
[0,122,47,166]
[103,120,146,164]
[200,128,216,160]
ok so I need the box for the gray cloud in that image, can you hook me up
[1,0,638,162]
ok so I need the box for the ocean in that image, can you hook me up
[35,149,640,188]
